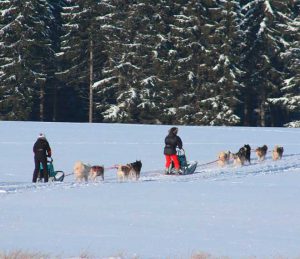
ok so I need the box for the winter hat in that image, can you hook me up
[38,133,46,139]
[169,127,178,135]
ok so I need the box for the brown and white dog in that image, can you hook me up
[73,161,91,182]
[117,160,142,182]
[217,151,231,167]
[272,146,284,161]
[117,165,131,182]
[89,165,104,181]
[255,145,268,161]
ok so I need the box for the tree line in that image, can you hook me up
[0,0,299,126]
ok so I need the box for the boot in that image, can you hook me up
[164,168,170,175]
[174,168,183,175]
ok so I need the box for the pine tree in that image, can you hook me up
[268,1,300,127]
[170,0,242,125]
[198,0,243,125]
[240,0,296,126]
[163,1,203,124]
[1,0,297,125]
[59,0,106,122]
[46,0,67,121]
[137,0,182,124]
[0,0,55,120]
[95,0,176,124]
[92,0,133,123]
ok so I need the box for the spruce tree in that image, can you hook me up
[92,0,133,123]
[0,0,55,120]
[59,0,106,122]
[268,1,300,127]
[95,0,176,124]
[46,0,67,121]
[241,0,296,126]
[198,0,242,125]
[171,0,242,125]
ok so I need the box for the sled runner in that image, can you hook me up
[166,149,198,175]
[38,158,65,182]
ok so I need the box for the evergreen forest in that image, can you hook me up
[0,0,299,126]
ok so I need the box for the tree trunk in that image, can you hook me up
[52,83,57,122]
[89,39,93,123]
[260,101,266,127]
[260,91,266,127]
[243,102,250,126]
[39,84,44,121]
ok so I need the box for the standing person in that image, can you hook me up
[163,127,183,174]
[32,133,52,183]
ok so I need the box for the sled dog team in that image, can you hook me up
[73,160,142,182]
[217,144,284,167]
[74,144,284,182]
[33,130,285,183]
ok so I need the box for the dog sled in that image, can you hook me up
[166,149,198,175]
[38,157,65,182]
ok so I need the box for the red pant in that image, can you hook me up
[165,154,180,170]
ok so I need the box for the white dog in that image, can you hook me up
[73,161,91,182]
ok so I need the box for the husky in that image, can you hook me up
[217,151,231,167]
[116,165,131,182]
[73,161,91,182]
[117,160,142,182]
[89,165,104,181]
[272,146,284,160]
[129,160,142,180]
[255,145,268,161]
[243,144,251,164]
[231,147,247,166]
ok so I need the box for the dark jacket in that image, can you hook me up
[164,133,183,155]
[33,138,51,159]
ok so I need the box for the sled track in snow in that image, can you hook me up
[1,154,300,195]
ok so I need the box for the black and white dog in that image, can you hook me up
[243,144,251,164]
[232,144,251,166]
[117,160,142,181]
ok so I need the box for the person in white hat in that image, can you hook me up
[32,133,52,183]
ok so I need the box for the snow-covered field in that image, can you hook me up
[0,121,300,258]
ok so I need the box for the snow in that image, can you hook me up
[93,77,116,88]
[174,15,192,22]
[102,105,120,120]
[157,34,167,42]
[258,17,267,36]
[280,37,291,47]
[116,62,140,70]
[188,71,195,81]
[218,76,226,83]
[140,76,161,86]
[264,1,274,15]
[178,55,192,63]
[283,77,295,87]
[213,64,220,71]
[0,7,14,16]
[0,121,300,258]
[168,49,177,56]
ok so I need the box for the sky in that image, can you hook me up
[0,121,300,258]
